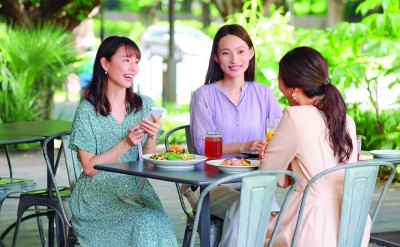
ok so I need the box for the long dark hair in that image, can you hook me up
[204,24,255,84]
[83,36,143,116]
[279,46,353,163]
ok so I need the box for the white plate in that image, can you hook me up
[143,154,207,170]
[206,159,260,173]
[369,150,400,159]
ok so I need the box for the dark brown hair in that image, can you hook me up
[83,36,143,116]
[204,24,255,84]
[279,46,353,163]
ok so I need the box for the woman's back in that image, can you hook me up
[263,106,370,247]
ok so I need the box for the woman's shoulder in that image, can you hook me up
[136,93,155,112]
[284,105,321,117]
[247,81,275,94]
[76,100,95,113]
[346,114,356,127]
[248,81,272,89]
[137,93,154,105]
[192,84,219,100]
[193,83,215,94]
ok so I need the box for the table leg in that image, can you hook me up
[200,186,210,247]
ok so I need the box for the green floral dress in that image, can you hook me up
[69,95,177,247]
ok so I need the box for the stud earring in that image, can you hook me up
[105,71,108,75]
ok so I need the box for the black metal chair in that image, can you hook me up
[11,131,81,247]
[165,125,224,247]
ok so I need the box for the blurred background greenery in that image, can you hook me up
[0,0,399,178]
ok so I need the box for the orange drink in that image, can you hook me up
[266,129,275,142]
[266,118,280,142]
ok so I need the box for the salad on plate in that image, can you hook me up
[149,144,195,161]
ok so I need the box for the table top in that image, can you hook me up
[94,153,400,184]
[94,161,233,186]
[0,120,72,137]
[362,151,400,165]
[0,133,44,145]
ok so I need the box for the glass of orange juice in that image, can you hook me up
[266,118,280,142]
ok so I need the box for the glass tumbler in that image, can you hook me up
[204,130,222,159]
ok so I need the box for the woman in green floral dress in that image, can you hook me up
[69,36,177,247]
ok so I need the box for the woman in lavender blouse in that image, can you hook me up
[184,24,282,246]
[190,24,282,157]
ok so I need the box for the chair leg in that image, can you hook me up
[35,207,47,247]
[11,208,23,247]
[182,226,192,247]
[12,203,48,247]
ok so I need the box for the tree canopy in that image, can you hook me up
[0,0,101,31]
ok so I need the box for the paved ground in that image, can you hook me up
[1,147,400,246]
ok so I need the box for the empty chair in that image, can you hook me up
[11,131,81,247]
[291,161,396,247]
[189,169,297,247]
[165,125,223,247]
[0,141,40,212]
[0,138,41,246]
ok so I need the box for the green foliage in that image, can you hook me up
[225,0,400,179]
[0,23,80,123]
[157,103,190,145]
[92,18,146,41]
[293,0,327,15]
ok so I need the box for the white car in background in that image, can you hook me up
[139,25,212,61]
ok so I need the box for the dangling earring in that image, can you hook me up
[291,93,296,101]
[105,70,108,75]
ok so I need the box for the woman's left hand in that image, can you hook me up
[258,141,268,159]
[140,114,162,137]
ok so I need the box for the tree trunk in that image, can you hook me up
[0,0,30,26]
[327,0,345,27]
[211,0,243,19]
[201,2,211,27]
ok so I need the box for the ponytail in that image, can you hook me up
[314,83,353,163]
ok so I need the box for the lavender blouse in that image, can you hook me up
[190,81,282,156]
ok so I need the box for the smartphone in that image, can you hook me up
[143,106,165,122]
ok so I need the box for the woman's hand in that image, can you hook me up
[126,125,145,147]
[248,140,265,151]
[140,114,162,137]
[258,141,268,159]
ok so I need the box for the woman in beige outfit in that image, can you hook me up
[260,46,370,246]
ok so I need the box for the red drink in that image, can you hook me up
[204,136,222,159]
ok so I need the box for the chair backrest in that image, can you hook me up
[189,169,297,247]
[61,135,82,191]
[291,161,396,247]
[42,131,82,228]
[164,125,195,154]
[165,125,196,218]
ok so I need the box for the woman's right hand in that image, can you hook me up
[126,125,145,147]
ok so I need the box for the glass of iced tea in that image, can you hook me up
[204,129,222,159]
[266,118,280,142]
